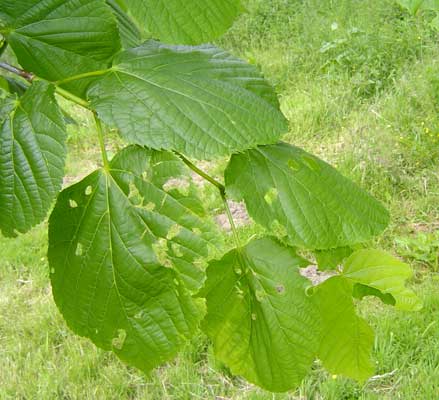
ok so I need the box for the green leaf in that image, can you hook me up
[397,0,439,14]
[397,0,427,14]
[0,81,66,237]
[48,146,216,372]
[0,0,121,96]
[0,92,15,120]
[0,76,27,96]
[106,0,141,48]
[225,143,390,249]
[352,283,396,307]
[88,40,286,159]
[109,145,222,291]
[315,276,375,382]
[430,13,439,30]
[315,246,354,271]
[123,0,242,45]
[343,249,422,311]
[0,76,75,125]
[0,1,31,23]
[201,237,319,392]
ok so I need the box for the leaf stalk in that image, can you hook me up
[175,152,241,249]
[94,113,110,170]
[220,190,242,249]
[55,68,111,85]
[175,152,225,194]
[55,86,89,108]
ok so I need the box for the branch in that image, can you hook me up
[0,61,34,82]
[0,61,89,108]
[94,112,110,170]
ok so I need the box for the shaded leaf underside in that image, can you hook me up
[106,0,141,48]
[0,81,66,237]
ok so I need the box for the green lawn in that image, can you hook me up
[2,0,439,398]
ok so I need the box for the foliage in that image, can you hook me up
[397,0,439,29]
[395,231,439,271]
[0,0,422,393]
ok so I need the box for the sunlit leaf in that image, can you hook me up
[315,276,375,382]
[201,237,319,392]
[343,249,422,311]
[225,143,389,249]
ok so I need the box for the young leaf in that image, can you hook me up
[315,276,375,382]
[123,0,242,45]
[0,0,121,96]
[88,40,286,159]
[225,142,390,249]
[201,237,319,392]
[0,81,66,237]
[343,249,422,311]
[48,146,216,372]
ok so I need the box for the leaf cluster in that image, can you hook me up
[0,0,421,392]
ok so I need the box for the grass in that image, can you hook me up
[2,0,439,398]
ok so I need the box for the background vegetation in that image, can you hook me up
[1,0,439,398]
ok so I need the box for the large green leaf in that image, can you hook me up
[88,40,286,159]
[225,143,390,249]
[123,0,242,45]
[315,276,375,382]
[343,249,422,311]
[0,0,121,96]
[201,237,319,392]
[48,146,217,372]
[0,81,66,237]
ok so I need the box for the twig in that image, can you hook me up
[0,61,34,82]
